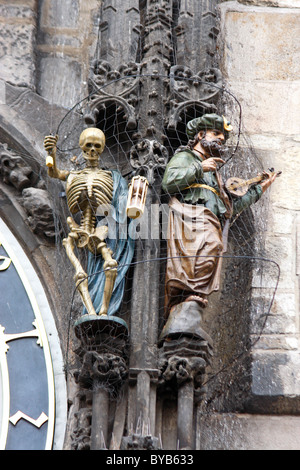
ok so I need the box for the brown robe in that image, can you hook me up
[165,197,224,314]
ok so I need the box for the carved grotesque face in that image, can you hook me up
[79,128,105,163]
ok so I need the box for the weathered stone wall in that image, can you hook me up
[36,0,100,108]
[0,0,37,89]
[218,0,300,411]
[0,0,100,105]
[198,413,300,450]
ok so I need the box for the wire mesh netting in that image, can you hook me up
[39,74,281,408]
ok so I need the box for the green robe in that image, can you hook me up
[162,148,263,219]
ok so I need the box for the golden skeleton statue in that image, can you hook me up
[44,128,125,317]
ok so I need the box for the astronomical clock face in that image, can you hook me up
[0,219,64,450]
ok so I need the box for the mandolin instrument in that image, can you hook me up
[225,168,281,197]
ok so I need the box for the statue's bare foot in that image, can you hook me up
[184,295,208,308]
[98,306,108,316]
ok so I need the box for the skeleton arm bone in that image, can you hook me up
[44,135,70,181]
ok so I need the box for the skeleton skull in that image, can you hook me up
[79,128,105,162]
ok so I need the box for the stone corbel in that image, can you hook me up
[158,332,213,450]
[73,350,129,450]
[0,145,35,191]
[75,350,128,393]
[0,144,58,240]
[121,433,161,450]
[158,336,213,396]
[158,301,213,397]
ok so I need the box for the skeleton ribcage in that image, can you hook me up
[66,169,114,214]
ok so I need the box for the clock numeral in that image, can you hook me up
[0,242,12,271]
[0,256,11,271]
[9,411,48,428]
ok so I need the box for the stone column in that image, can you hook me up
[125,0,173,445]
[71,324,129,450]
[158,301,213,450]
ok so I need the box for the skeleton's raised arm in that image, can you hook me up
[44,134,70,181]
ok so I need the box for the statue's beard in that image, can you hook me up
[200,137,225,158]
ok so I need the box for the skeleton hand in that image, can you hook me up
[44,134,69,181]
[44,135,58,156]
[44,134,58,171]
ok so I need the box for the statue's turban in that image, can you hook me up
[186,113,233,141]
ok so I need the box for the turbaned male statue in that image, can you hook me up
[161,113,278,336]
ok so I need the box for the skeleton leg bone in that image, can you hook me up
[63,231,97,316]
[97,241,118,316]
[63,221,117,316]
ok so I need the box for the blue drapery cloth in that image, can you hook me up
[83,170,135,317]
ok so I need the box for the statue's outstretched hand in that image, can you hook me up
[260,170,279,193]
